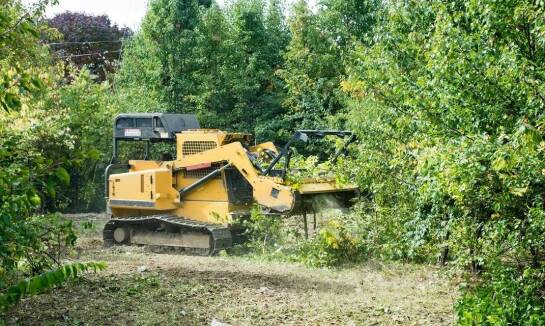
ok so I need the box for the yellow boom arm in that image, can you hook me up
[174,142,296,212]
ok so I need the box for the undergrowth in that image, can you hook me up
[456,267,545,325]
[238,206,367,268]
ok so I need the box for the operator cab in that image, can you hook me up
[111,113,200,163]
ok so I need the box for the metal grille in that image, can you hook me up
[182,141,217,156]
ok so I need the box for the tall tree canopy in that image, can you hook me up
[116,0,290,140]
[342,0,545,321]
[0,0,116,292]
[0,0,51,111]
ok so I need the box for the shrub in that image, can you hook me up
[240,206,286,255]
[456,267,545,325]
[239,205,367,267]
[293,218,367,267]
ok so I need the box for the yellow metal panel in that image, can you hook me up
[153,169,180,209]
[128,160,162,171]
[173,142,296,213]
[109,169,178,211]
[176,132,221,159]
[110,171,151,201]
[175,201,230,224]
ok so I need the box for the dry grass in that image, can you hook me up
[5,214,457,325]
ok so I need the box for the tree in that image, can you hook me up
[216,0,286,136]
[116,0,290,141]
[0,0,109,294]
[47,12,132,81]
[278,0,345,133]
[0,0,51,111]
[113,32,165,113]
[317,0,378,47]
[143,0,208,111]
[342,0,545,321]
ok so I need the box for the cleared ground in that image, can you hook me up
[6,214,457,325]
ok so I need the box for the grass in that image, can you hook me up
[4,214,457,325]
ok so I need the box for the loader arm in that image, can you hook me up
[173,142,296,213]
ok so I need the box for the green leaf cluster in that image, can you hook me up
[1,0,113,309]
[340,0,545,322]
[0,262,107,312]
[115,0,290,141]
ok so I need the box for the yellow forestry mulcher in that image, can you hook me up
[103,113,358,255]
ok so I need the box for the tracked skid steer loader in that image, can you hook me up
[103,113,358,255]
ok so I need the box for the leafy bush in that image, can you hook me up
[1,2,112,307]
[241,206,286,255]
[456,267,545,325]
[240,206,366,268]
[0,0,51,112]
[340,0,545,321]
[293,218,367,267]
[0,130,78,285]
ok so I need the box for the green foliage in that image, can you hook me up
[113,32,165,113]
[0,262,107,312]
[340,0,545,321]
[240,207,366,268]
[125,275,160,296]
[47,69,117,211]
[456,267,545,325]
[277,0,378,134]
[283,154,338,189]
[278,0,345,131]
[0,125,80,282]
[242,206,285,255]
[293,217,366,267]
[116,0,289,140]
[1,1,113,309]
[145,0,204,111]
[1,66,116,212]
[0,0,55,111]
[6,0,545,321]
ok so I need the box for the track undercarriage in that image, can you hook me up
[103,215,232,256]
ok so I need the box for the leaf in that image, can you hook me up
[86,148,102,160]
[54,167,71,186]
[28,193,41,207]
[492,157,508,172]
[510,186,528,197]
[46,177,56,199]
[0,262,107,312]
[4,93,22,110]
[20,20,40,38]
[30,77,44,90]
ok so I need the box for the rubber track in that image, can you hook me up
[103,214,232,256]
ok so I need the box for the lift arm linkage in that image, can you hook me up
[173,142,296,213]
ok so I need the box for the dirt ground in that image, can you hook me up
[5,214,458,325]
